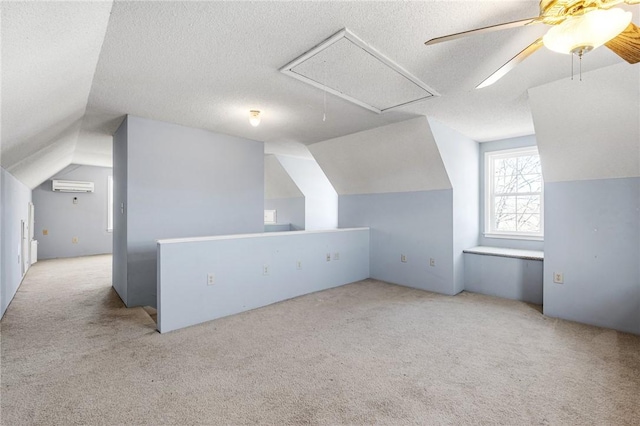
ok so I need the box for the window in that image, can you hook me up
[107,176,113,232]
[485,147,543,240]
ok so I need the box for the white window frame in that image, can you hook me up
[484,146,544,241]
[107,176,113,232]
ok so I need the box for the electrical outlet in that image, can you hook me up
[207,273,215,286]
[430,258,436,267]
[72,237,79,244]
[326,253,331,262]
[401,254,407,263]
[263,265,270,275]
[333,252,340,261]
[553,272,564,284]
[296,261,302,270]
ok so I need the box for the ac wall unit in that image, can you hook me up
[51,180,95,193]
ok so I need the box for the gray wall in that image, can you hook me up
[157,228,370,333]
[339,190,455,295]
[112,117,128,302]
[311,117,456,295]
[529,63,638,335]
[264,197,305,230]
[114,116,264,307]
[478,135,543,251]
[33,165,113,259]
[1,167,32,317]
[0,169,2,315]
[544,178,640,334]
[464,253,543,304]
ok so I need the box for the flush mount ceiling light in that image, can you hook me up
[543,8,632,54]
[249,110,261,127]
[280,28,439,114]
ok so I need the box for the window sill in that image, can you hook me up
[464,246,544,261]
[483,233,543,242]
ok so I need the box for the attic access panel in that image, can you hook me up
[280,29,439,114]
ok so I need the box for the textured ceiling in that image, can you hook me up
[1,1,638,188]
[287,33,436,112]
[310,117,451,195]
[1,1,112,186]
[530,63,640,183]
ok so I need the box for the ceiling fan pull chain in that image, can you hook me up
[579,51,583,82]
[571,54,574,81]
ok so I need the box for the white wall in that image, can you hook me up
[113,116,265,307]
[157,228,370,333]
[265,155,303,199]
[264,155,305,230]
[1,167,32,317]
[276,155,338,230]
[429,118,479,294]
[32,165,112,259]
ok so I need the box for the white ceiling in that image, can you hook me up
[310,117,451,195]
[1,1,112,186]
[530,63,640,183]
[287,31,437,112]
[2,1,638,188]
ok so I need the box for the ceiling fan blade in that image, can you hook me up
[425,18,540,46]
[605,22,640,64]
[476,38,544,89]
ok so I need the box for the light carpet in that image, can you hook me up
[1,255,639,425]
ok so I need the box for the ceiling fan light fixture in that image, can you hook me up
[543,8,632,55]
[249,110,261,127]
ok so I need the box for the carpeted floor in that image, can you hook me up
[1,255,639,425]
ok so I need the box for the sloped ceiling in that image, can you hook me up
[310,117,451,195]
[1,1,112,188]
[1,1,638,188]
[276,155,338,230]
[264,155,303,199]
[529,63,640,183]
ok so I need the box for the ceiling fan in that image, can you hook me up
[425,0,640,88]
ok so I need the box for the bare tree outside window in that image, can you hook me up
[486,147,543,238]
